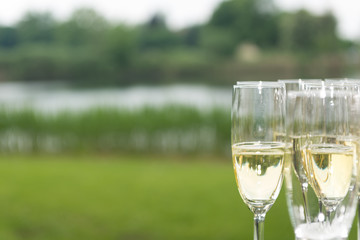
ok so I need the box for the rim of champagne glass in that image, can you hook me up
[278,79,302,90]
[302,80,324,90]
[234,81,284,88]
[324,77,357,82]
[232,141,286,149]
[300,79,323,85]
[278,79,322,83]
[278,79,302,85]
[279,79,321,90]
[343,79,360,85]
[325,78,360,86]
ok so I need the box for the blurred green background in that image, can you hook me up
[0,0,359,239]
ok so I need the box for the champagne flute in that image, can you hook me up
[279,79,322,224]
[325,78,360,240]
[304,83,356,223]
[285,79,358,240]
[301,80,326,215]
[232,81,286,240]
[341,81,360,240]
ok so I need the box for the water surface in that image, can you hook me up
[0,82,231,112]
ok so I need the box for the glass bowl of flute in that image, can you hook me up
[283,80,359,240]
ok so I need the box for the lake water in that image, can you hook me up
[0,82,231,113]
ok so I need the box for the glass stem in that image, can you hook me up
[319,200,323,214]
[301,184,311,223]
[358,199,360,240]
[254,213,265,240]
[325,206,335,227]
[326,210,332,224]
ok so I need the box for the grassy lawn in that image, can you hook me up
[0,154,355,240]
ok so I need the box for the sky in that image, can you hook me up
[0,0,359,40]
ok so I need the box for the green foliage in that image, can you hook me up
[182,25,202,47]
[0,44,112,81]
[105,25,137,68]
[279,10,342,54]
[55,8,109,47]
[0,27,18,48]
[16,12,56,44]
[0,3,354,83]
[138,13,181,50]
[208,0,280,49]
[199,27,237,56]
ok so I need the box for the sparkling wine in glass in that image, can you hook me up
[325,78,360,239]
[304,83,357,221]
[232,81,286,240]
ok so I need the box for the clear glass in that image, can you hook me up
[232,81,286,240]
[278,79,322,92]
[284,81,359,240]
[325,79,360,240]
[280,80,317,226]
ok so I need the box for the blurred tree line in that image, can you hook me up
[0,0,358,84]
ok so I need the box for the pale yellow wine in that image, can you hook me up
[232,142,285,208]
[337,137,360,196]
[308,144,353,207]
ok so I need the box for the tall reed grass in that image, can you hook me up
[0,105,230,156]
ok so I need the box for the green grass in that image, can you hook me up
[0,154,355,240]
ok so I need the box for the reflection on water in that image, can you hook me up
[0,82,231,112]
